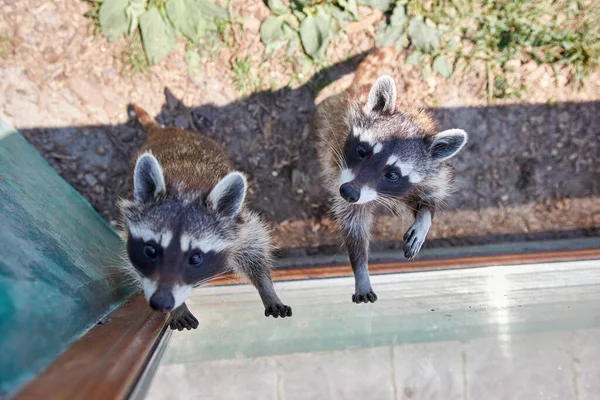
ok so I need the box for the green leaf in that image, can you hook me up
[185,49,201,75]
[262,16,298,58]
[264,41,287,58]
[422,64,432,80]
[394,33,408,51]
[299,8,331,59]
[338,0,359,20]
[125,0,147,35]
[292,9,307,21]
[405,50,422,65]
[139,7,177,64]
[375,3,406,47]
[286,35,299,57]
[455,57,467,73]
[196,0,228,19]
[260,15,285,44]
[166,0,211,41]
[99,0,130,42]
[267,0,289,16]
[408,17,439,53]
[283,23,299,56]
[357,0,393,11]
[432,55,453,78]
[326,3,354,24]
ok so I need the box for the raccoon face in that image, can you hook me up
[120,152,247,312]
[338,75,468,205]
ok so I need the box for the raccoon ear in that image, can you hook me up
[208,172,247,218]
[133,152,166,202]
[365,75,396,114]
[428,129,468,162]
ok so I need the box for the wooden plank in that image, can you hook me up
[15,293,169,400]
[209,247,600,285]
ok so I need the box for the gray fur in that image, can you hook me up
[333,198,377,303]
[403,208,432,260]
[365,75,396,114]
[208,171,247,218]
[120,166,292,329]
[315,74,468,304]
[428,129,468,162]
[133,152,166,202]
[231,211,291,317]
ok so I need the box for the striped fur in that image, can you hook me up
[313,48,468,303]
[118,104,292,330]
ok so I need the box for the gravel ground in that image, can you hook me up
[1,0,599,256]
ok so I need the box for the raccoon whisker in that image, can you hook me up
[193,270,232,288]
[322,139,345,170]
[320,115,346,169]
[382,195,418,213]
[373,197,397,215]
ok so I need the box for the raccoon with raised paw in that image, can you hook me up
[313,48,468,304]
[119,105,292,330]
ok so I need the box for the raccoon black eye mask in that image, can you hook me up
[314,48,468,304]
[119,105,292,330]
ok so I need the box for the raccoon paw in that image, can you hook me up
[169,309,199,331]
[264,303,293,318]
[352,290,378,304]
[403,226,426,260]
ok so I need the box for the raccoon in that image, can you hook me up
[313,48,468,304]
[119,105,292,330]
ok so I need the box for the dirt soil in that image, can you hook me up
[1,0,599,258]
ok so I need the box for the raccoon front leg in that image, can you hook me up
[337,204,376,303]
[169,302,199,331]
[240,256,292,318]
[403,203,433,260]
[235,213,292,318]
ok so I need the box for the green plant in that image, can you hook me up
[379,0,600,95]
[84,0,103,35]
[261,0,600,97]
[261,0,363,60]
[231,57,262,95]
[122,30,150,75]
[86,0,229,70]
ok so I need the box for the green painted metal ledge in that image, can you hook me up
[0,118,135,397]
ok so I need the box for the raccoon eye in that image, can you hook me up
[189,252,204,266]
[385,170,400,181]
[144,244,157,258]
[357,144,368,158]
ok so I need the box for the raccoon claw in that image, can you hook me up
[352,290,378,304]
[403,227,425,260]
[264,303,293,318]
[169,308,199,331]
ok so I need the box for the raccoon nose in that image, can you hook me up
[340,183,360,203]
[149,291,175,312]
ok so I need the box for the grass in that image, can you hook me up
[231,57,262,96]
[408,0,600,98]
[121,31,149,76]
[0,36,15,59]
[83,0,102,36]
[81,0,599,99]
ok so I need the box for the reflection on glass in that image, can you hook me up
[143,260,600,399]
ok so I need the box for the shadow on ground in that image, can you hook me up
[19,50,600,253]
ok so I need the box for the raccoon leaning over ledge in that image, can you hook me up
[313,47,468,304]
[118,104,292,330]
